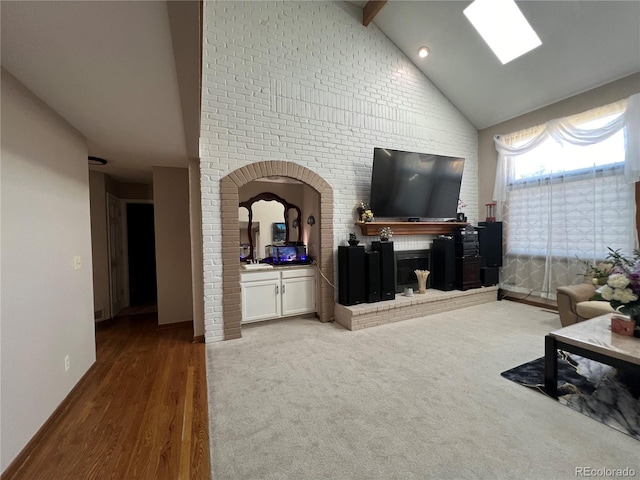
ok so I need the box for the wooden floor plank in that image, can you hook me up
[1,312,210,480]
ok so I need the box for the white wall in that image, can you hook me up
[1,68,96,472]
[199,1,478,342]
[153,166,193,325]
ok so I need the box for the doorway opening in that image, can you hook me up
[126,203,157,306]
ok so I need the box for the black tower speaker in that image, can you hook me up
[365,251,381,303]
[371,241,395,301]
[431,237,456,291]
[338,246,366,306]
[478,221,503,267]
[480,266,499,286]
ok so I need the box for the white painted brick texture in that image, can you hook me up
[200,0,479,342]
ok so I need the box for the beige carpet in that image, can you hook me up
[206,301,639,480]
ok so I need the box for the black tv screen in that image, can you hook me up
[369,148,464,220]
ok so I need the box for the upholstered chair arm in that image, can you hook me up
[557,283,598,304]
[556,283,598,327]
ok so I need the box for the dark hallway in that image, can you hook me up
[126,203,157,306]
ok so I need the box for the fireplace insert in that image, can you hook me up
[395,249,431,293]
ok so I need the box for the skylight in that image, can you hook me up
[463,0,542,65]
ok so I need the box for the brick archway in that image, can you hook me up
[220,161,334,340]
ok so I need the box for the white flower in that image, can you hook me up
[599,285,614,301]
[607,273,630,289]
[612,287,638,304]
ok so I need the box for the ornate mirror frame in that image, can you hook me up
[239,192,302,261]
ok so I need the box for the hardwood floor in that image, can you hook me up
[2,312,210,480]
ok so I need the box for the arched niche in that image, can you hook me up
[220,161,334,340]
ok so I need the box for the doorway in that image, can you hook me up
[126,203,157,306]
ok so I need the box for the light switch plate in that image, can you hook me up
[73,256,81,270]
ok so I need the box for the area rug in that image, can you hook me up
[501,352,640,440]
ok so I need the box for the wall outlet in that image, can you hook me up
[73,256,81,270]
[64,355,70,372]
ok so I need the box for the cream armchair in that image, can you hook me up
[556,283,615,327]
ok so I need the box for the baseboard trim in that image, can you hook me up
[1,361,99,480]
[503,290,558,311]
[157,320,193,331]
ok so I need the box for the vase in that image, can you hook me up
[414,269,430,294]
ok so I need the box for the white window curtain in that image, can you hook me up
[493,93,640,299]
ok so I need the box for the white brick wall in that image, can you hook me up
[200,0,478,342]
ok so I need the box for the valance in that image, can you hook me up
[493,93,640,202]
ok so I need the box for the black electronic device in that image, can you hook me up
[455,243,480,257]
[454,224,478,242]
[456,256,482,290]
[481,266,499,286]
[338,246,365,306]
[371,241,395,301]
[369,148,465,220]
[478,221,503,267]
[365,251,381,303]
[431,237,456,291]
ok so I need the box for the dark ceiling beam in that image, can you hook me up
[363,0,387,27]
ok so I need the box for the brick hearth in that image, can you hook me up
[334,286,499,331]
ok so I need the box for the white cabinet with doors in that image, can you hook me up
[241,267,316,324]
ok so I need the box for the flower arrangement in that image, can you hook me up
[457,199,467,212]
[356,201,374,222]
[576,257,614,285]
[379,226,393,241]
[595,248,640,319]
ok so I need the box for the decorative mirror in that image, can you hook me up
[239,192,302,261]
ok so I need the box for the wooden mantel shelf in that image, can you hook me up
[356,221,468,236]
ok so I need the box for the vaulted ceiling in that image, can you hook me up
[2,1,638,183]
[1,1,200,183]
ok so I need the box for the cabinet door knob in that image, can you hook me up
[282,284,286,294]
[276,285,279,294]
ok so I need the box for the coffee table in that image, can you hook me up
[544,314,640,398]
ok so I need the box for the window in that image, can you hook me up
[507,112,632,259]
[494,95,639,298]
[512,113,625,181]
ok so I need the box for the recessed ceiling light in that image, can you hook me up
[418,46,430,58]
[464,0,542,65]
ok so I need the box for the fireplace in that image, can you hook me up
[395,249,431,293]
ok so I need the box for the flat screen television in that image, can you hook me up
[369,148,464,220]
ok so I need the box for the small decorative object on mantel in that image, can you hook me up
[356,200,374,222]
[457,199,467,222]
[414,269,430,294]
[379,226,393,242]
[348,232,359,247]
